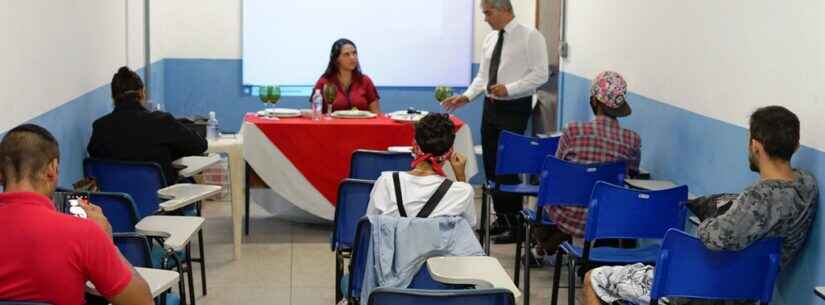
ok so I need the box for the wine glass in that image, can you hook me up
[323,83,337,119]
[258,85,281,119]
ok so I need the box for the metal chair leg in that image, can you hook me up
[523,221,532,305]
[197,229,207,296]
[567,256,576,305]
[194,203,207,296]
[165,250,187,305]
[480,184,490,255]
[186,244,197,305]
[335,251,344,302]
[513,215,523,288]
[550,251,563,305]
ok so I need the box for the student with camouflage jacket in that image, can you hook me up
[582,105,819,305]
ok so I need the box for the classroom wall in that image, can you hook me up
[0,0,148,185]
[149,0,537,175]
[2,0,539,186]
[559,1,825,304]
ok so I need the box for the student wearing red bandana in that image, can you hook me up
[366,113,477,226]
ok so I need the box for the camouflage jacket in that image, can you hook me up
[695,169,818,267]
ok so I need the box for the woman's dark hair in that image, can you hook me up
[322,38,363,81]
[749,105,799,161]
[415,113,455,156]
[111,66,144,105]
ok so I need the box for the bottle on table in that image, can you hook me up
[207,111,219,140]
[312,89,323,121]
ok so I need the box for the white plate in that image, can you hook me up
[389,110,429,122]
[332,110,376,118]
[269,108,301,117]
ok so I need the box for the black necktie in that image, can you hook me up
[487,30,505,89]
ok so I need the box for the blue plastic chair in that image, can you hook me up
[83,158,168,218]
[520,156,626,305]
[348,218,464,304]
[551,181,688,305]
[488,131,559,195]
[350,150,414,180]
[113,233,182,305]
[483,132,559,289]
[649,229,781,305]
[332,179,375,301]
[88,192,140,233]
[367,288,515,305]
[82,158,206,304]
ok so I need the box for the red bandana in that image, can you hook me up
[411,140,453,177]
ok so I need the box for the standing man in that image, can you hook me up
[443,0,550,243]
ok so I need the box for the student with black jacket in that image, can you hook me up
[88,66,207,184]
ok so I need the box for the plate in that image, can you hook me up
[269,108,301,117]
[388,110,429,123]
[332,110,377,119]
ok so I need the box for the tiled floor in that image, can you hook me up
[187,194,582,305]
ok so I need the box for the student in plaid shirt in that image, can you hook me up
[533,71,641,259]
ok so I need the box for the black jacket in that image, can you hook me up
[87,103,207,184]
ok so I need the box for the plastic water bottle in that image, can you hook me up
[206,111,219,140]
[312,89,322,121]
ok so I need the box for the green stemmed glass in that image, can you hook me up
[258,85,281,119]
[323,83,337,119]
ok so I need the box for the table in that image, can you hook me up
[206,134,245,259]
[88,267,179,297]
[172,155,222,178]
[242,114,478,221]
[816,287,825,300]
[427,256,521,298]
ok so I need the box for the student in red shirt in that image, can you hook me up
[312,38,381,113]
[0,124,153,305]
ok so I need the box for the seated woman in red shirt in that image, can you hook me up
[312,38,381,113]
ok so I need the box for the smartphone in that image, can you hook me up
[67,194,88,219]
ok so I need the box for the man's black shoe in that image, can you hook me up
[489,217,509,236]
[491,230,518,244]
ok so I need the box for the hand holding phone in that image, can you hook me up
[77,197,113,236]
[67,194,88,219]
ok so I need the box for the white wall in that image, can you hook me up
[0,0,144,132]
[152,0,536,66]
[561,0,825,151]
[150,0,241,59]
[473,0,537,62]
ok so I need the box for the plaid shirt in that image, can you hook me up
[547,115,641,237]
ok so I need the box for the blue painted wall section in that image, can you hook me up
[8,63,165,187]
[560,71,825,305]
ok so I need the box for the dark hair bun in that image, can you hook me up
[414,113,455,156]
[111,66,144,104]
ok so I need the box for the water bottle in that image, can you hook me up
[206,111,219,140]
[312,89,323,121]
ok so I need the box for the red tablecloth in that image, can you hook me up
[245,114,464,205]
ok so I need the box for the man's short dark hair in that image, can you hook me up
[749,106,799,161]
[0,124,60,184]
[415,113,455,156]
